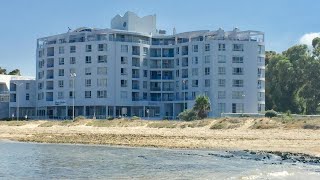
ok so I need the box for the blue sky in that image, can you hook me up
[0,0,319,76]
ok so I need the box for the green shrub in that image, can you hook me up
[107,116,114,120]
[131,116,141,120]
[178,109,197,121]
[265,110,278,118]
[74,116,86,122]
[162,116,170,120]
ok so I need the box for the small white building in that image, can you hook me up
[8,11,265,119]
[0,75,35,119]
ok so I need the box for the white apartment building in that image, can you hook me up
[9,11,265,119]
[0,75,35,119]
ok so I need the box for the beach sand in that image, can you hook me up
[0,118,319,157]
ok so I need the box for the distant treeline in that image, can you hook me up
[0,67,21,76]
[266,37,320,114]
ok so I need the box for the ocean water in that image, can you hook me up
[0,141,319,179]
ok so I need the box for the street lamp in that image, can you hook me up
[13,82,23,121]
[70,73,76,121]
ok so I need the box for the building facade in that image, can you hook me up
[8,11,265,119]
[0,75,35,119]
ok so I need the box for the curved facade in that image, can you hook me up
[35,12,265,119]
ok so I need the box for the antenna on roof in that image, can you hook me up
[68,27,71,32]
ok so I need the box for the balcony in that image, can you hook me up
[162,48,174,57]
[150,49,161,57]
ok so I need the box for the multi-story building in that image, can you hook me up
[10,11,265,119]
[0,75,36,119]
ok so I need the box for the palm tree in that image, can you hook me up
[193,95,211,119]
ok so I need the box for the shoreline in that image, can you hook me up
[2,139,320,165]
[1,118,320,158]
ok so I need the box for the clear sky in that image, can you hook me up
[0,0,319,76]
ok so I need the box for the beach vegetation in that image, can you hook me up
[265,110,278,118]
[193,95,211,119]
[178,109,197,121]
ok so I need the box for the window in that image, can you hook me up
[143,70,148,77]
[232,56,244,63]
[121,57,128,64]
[143,92,147,100]
[121,91,127,99]
[205,67,210,75]
[98,55,107,63]
[218,79,226,87]
[218,103,226,114]
[258,80,263,89]
[132,46,140,55]
[218,91,226,99]
[218,43,226,51]
[192,92,196,99]
[85,67,91,75]
[58,69,64,76]
[233,80,244,87]
[26,83,30,90]
[232,91,244,99]
[182,69,188,78]
[97,90,107,98]
[69,91,74,98]
[258,92,264,101]
[258,45,264,54]
[176,70,179,77]
[176,58,180,66]
[97,78,107,87]
[70,46,76,53]
[59,58,64,65]
[218,55,226,63]
[192,68,198,76]
[232,103,244,113]
[26,93,30,100]
[59,46,64,54]
[143,58,148,66]
[205,44,210,51]
[58,92,64,99]
[192,57,198,64]
[143,81,147,89]
[85,91,91,98]
[97,67,107,75]
[218,67,226,75]
[121,80,128,87]
[58,80,64,88]
[98,44,107,51]
[233,44,244,51]
[70,57,76,64]
[176,47,180,54]
[204,55,210,63]
[192,80,198,87]
[121,45,128,52]
[143,47,148,55]
[205,79,210,87]
[86,45,92,52]
[192,45,198,52]
[233,67,244,75]
[121,68,127,75]
[85,56,92,64]
[85,79,91,87]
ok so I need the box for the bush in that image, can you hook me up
[74,116,86,122]
[107,116,114,120]
[178,109,197,121]
[265,110,278,118]
[131,116,141,120]
[162,116,170,120]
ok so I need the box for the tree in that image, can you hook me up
[177,109,197,121]
[192,95,211,119]
[312,37,320,58]
[8,69,21,76]
[0,67,7,74]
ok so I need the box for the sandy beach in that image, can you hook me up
[0,118,320,157]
